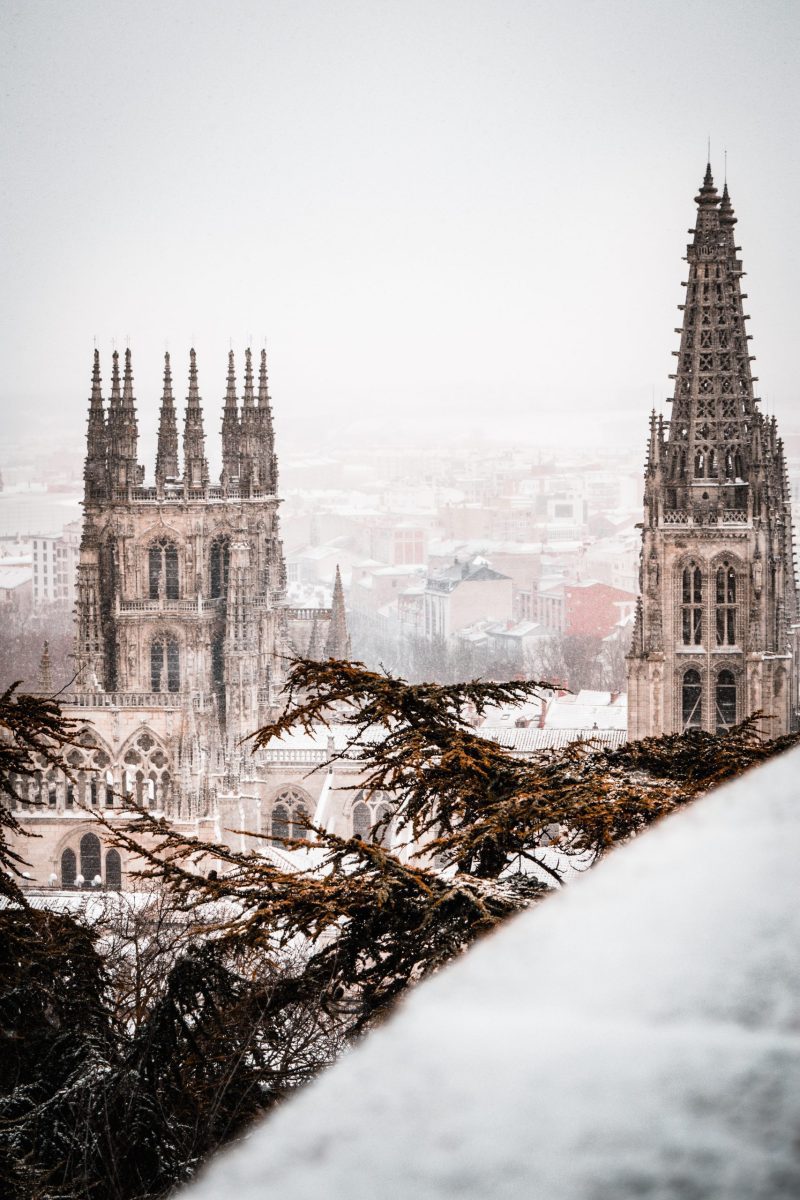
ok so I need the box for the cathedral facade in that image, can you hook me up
[627,166,799,739]
[13,347,362,890]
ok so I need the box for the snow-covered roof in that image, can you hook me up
[0,564,32,589]
[183,743,800,1200]
[479,726,626,752]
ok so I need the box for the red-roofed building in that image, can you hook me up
[565,581,636,639]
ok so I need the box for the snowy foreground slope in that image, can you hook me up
[184,746,800,1200]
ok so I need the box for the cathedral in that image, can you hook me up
[627,166,799,738]
[14,347,366,891]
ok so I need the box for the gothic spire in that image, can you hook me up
[325,565,350,659]
[155,351,179,487]
[221,350,241,486]
[183,348,209,489]
[84,349,107,503]
[257,347,277,492]
[657,164,759,516]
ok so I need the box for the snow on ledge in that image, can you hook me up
[183,745,800,1199]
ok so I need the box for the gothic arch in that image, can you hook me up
[269,786,314,843]
[146,533,181,600]
[712,660,743,731]
[149,629,182,692]
[709,552,744,648]
[57,729,114,809]
[674,556,706,647]
[52,824,128,890]
[349,789,393,847]
[119,728,172,811]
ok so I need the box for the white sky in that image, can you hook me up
[1,0,798,467]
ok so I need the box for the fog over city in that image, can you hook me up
[2,0,799,456]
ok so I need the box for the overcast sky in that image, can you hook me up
[1,0,798,468]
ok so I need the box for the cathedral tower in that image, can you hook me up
[627,166,798,739]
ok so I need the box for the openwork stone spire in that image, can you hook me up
[183,348,209,488]
[221,350,241,487]
[155,351,179,488]
[659,164,758,515]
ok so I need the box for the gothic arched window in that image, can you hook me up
[682,668,703,729]
[150,635,180,692]
[80,832,102,886]
[272,803,290,845]
[209,536,230,599]
[271,788,312,844]
[352,801,371,840]
[681,565,703,645]
[715,670,737,732]
[61,847,77,888]
[715,564,737,646]
[351,792,392,846]
[106,849,122,891]
[149,538,179,600]
[291,805,311,840]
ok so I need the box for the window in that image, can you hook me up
[61,847,77,888]
[209,536,230,598]
[681,565,703,645]
[149,538,179,599]
[272,803,290,844]
[291,805,311,840]
[150,635,180,691]
[80,833,102,886]
[271,789,312,844]
[90,778,98,806]
[715,564,737,646]
[716,670,737,731]
[682,669,703,729]
[352,792,392,846]
[106,849,122,891]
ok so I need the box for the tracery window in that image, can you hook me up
[150,635,180,692]
[149,538,179,599]
[715,564,737,646]
[682,669,703,729]
[271,788,312,844]
[121,732,171,811]
[352,791,393,846]
[209,536,230,599]
[715,669,737,732]
[681,565,703,645]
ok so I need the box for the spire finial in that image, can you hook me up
[719,179,737,228]
[695,161,719,208]
[90,348,102,402]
